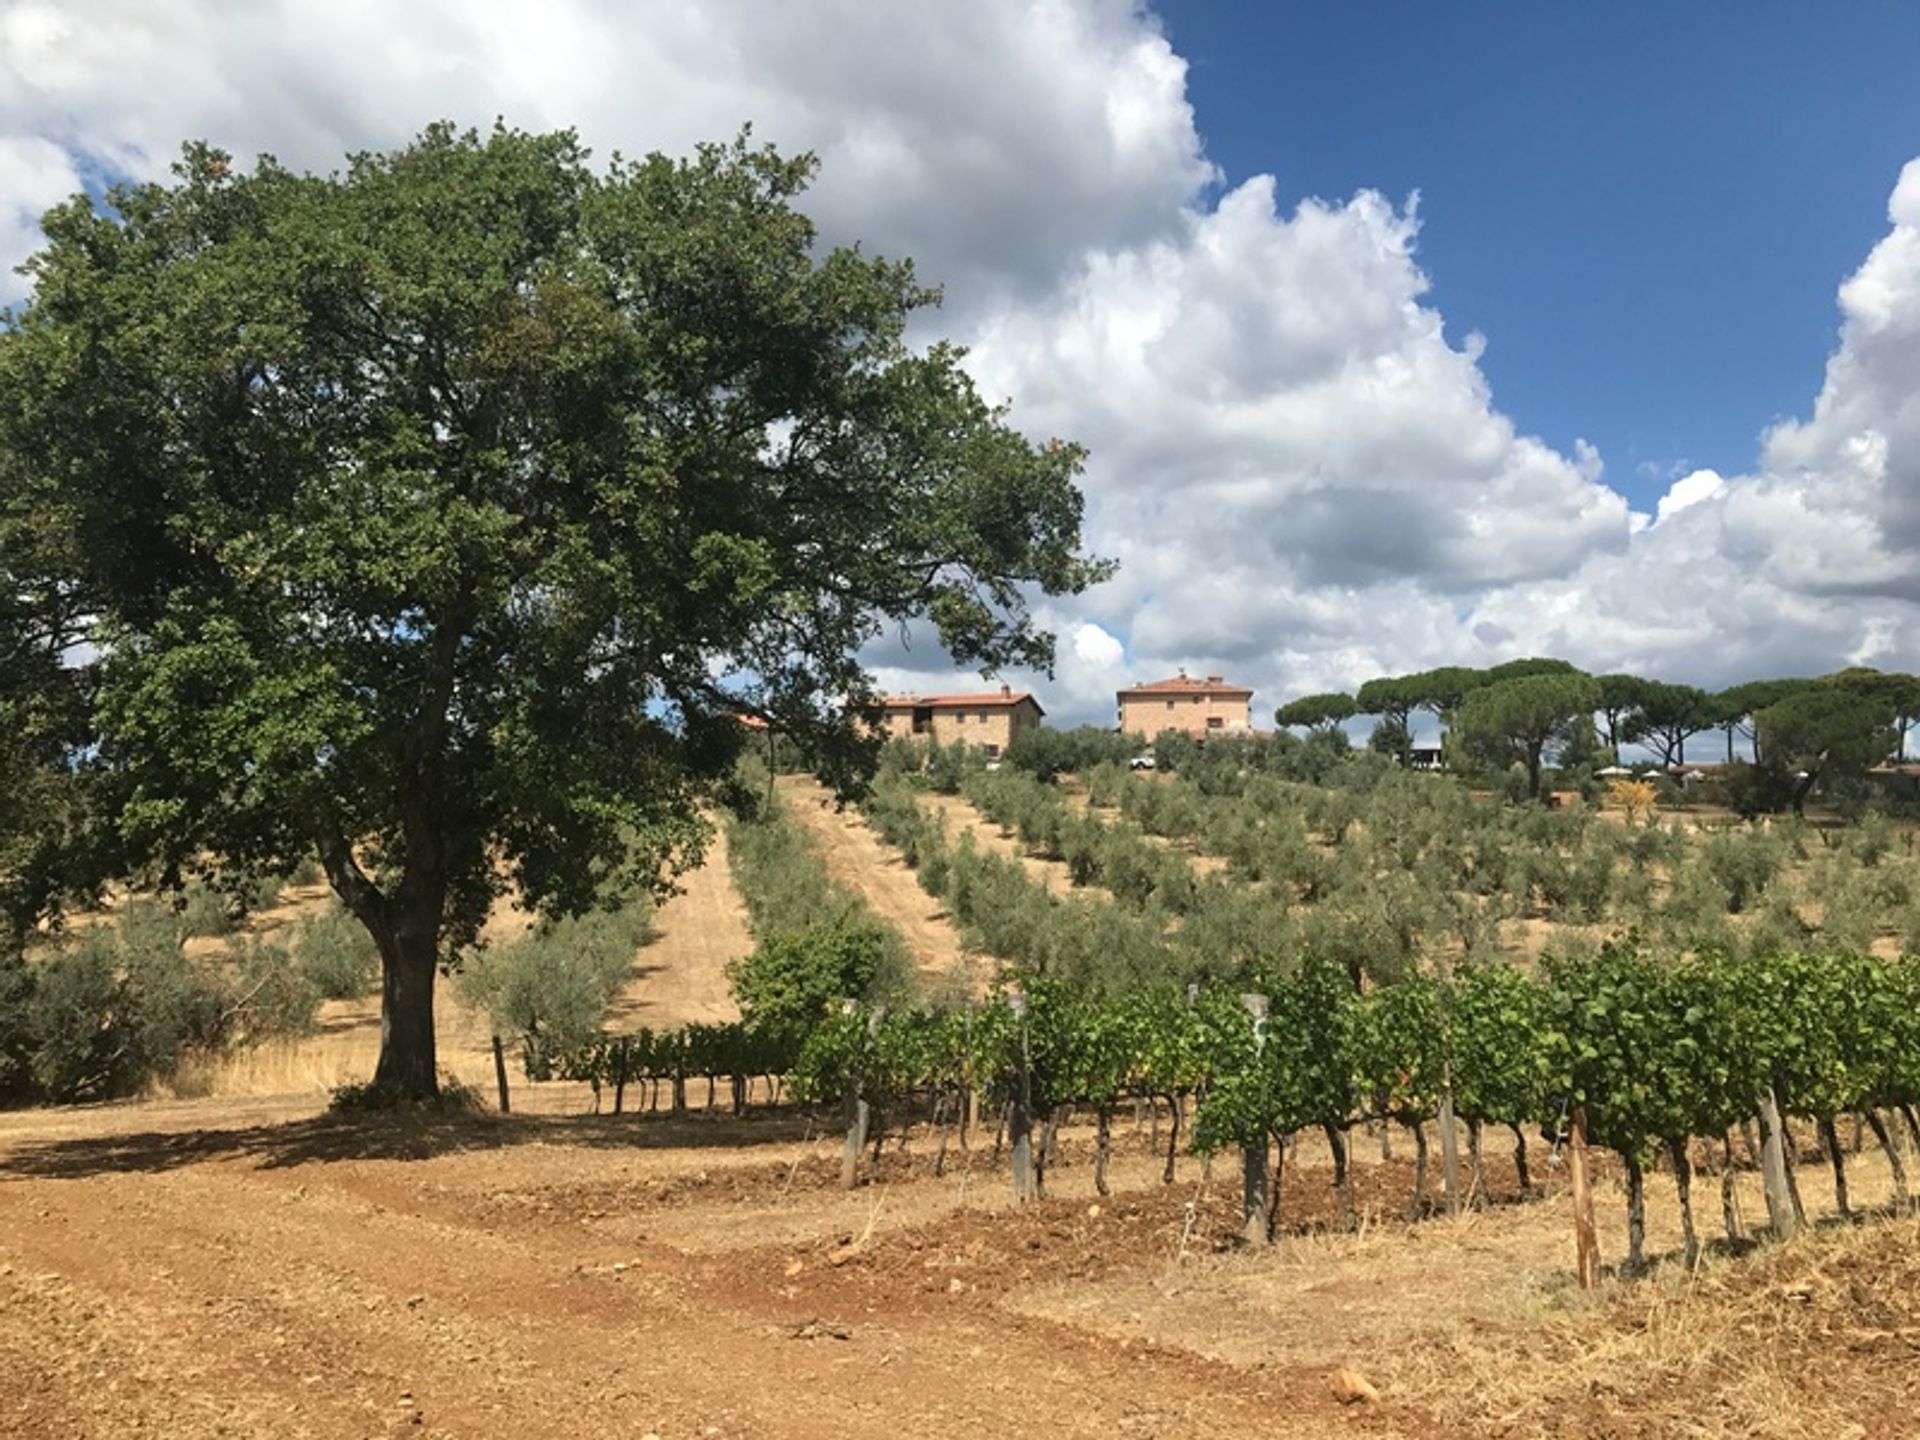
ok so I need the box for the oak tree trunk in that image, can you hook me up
[1094,1107,1112,1197]
[371,923,440,1098]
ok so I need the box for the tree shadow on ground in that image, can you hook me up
[0,1104,823,1182]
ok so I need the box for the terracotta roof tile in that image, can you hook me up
[1117,674,1253,698]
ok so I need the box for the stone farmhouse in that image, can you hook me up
[1116,671,1254,739]
[876,683,1045,759]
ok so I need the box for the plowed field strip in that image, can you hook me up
[776,776,974,985]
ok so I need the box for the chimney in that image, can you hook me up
[1206,673,1223,685]
[1000,682,1012,698]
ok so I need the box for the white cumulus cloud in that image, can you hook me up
[4,3,1918,724]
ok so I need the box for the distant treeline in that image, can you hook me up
[1276,661,1920,808]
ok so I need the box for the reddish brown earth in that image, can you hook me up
[2,1095,1914,1440]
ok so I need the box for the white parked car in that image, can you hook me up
[1128,753,1157,771]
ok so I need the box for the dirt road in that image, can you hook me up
[0,1107,1348,1440]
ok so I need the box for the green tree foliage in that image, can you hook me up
[289,907,383,1000]
[1631,682,1716,769]
[1593,674,1650,758]
[726,919,903,1051]
[1754,683,1898,815]
[0,125,1107,1099]
[1712,677,1816,763]
[0,443,90,962]
[1355,676,1417,762]
[18,903,316,1103]
[1002,725,1139,782]
[1274,692,1357,733]
[1400,666,1488,723]
[455,898,653,1070]
[1450,672,1602,797]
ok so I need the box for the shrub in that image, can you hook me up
[26,910,225,1102]
[176,879,240,938]
[456,899,652,1060]
[229,938,322,1039]
[726,918,908,1045]
[0,946,33,1105]
[26,935,130,1102]
[293,907,381,1000]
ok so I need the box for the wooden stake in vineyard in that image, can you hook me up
[1569,1105,1600,1289]
[490,1034,512,1114]
[1009,990,1037,1202]
[1437,1066,1462,1218]
[1755,1086,1801,1239]
[840,1001,883,1191]
[1241,992,1271,1246]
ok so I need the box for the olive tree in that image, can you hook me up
[0,126,1108,1099]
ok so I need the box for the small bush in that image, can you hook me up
[26,911,225,1103]
[456,898,652,1060]
[293,908,381,1000]
[176,880,240,938]
[329,1073,482,1113]
[726,918,908,1045]
[228,938,322,1040]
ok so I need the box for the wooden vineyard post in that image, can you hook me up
[491,1034,511,1114]
[1756,1085,1802,1239]
[1437,1068,1462,1218]
[1241,993,1271,1246]
[1009,990,1036,1202]
[1434,955,1461,1217]
[840,1001,881,1191]
[1569,1105,1599,1289]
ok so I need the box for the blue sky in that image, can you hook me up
[1160,1,1920,509]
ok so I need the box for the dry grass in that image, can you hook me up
[1014,1132,1916,1439]
[1414,1210,1920,1438]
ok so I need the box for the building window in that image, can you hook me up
[985,744,1001,759]
[1207,717,1223,730]
[1166,699,1174,710]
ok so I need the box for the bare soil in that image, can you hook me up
[1,1097,1912,1440]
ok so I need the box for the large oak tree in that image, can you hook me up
[0,126,1109,1098]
